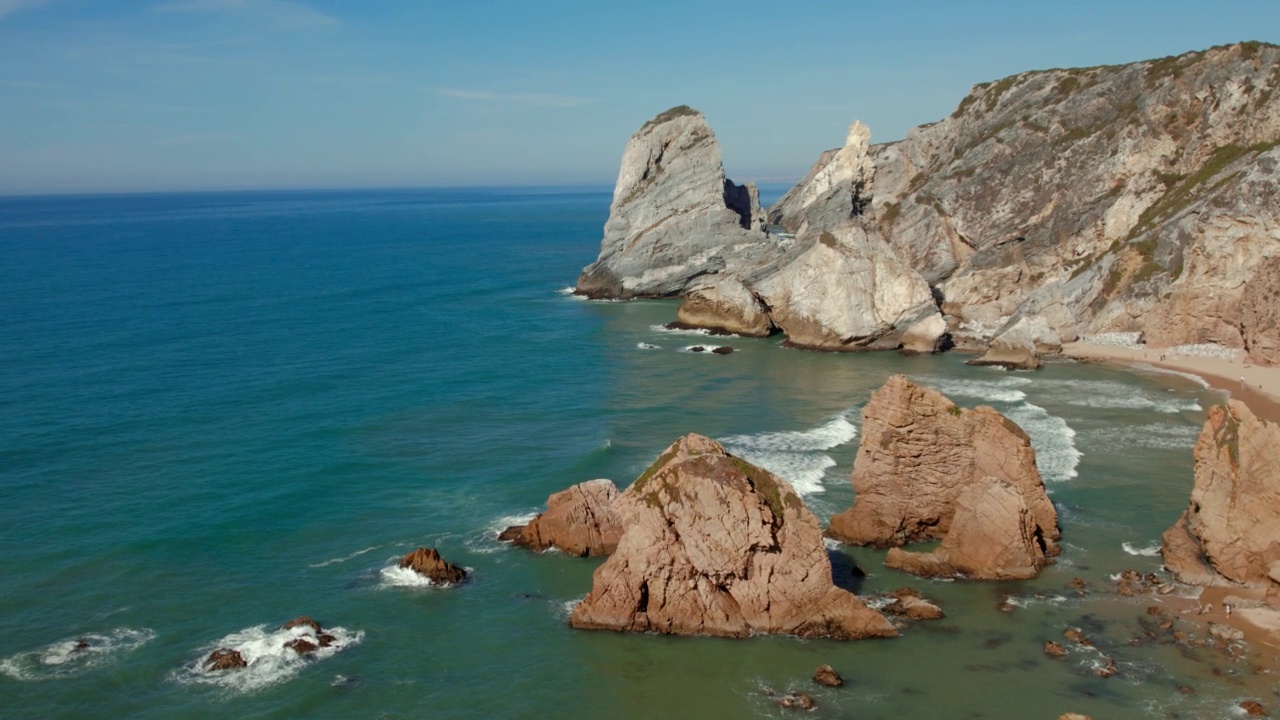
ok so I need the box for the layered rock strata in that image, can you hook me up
[499,479,623,557]
[770,42,1280,364]
[575,106,776,299]
[1161,401,1280,592]
[827,375,1059,562]
[569,434,896,639]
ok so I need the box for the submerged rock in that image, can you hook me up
[827,375,1059,580]
[500,479,623,557]
[569,434,896,639]
[398,547,467,585]
[779,692,816,710]
[1161,400,1280,590]
[575,106,776,299]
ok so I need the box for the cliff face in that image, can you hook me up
[575,106,775,299]
[773,42,1280,361]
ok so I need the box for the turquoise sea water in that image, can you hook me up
[0,188,1268,718]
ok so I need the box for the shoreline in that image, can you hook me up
[1058,341,1280,425]
[1060,341,1280,672]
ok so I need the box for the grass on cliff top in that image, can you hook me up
[640,105,701,132]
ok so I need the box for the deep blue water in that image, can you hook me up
[0,188,1264,719]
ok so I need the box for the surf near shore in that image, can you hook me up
[1060,336,1280,425]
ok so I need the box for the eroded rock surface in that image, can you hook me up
[398,547,468,585]
[1161,401,1280,591]
[675,278,775,337]
[827,375,1059,561]
[884,476,1054,580]
[575,106,777,299]
[751,228,944,351]
[500,479,623,557]
[569,434,896,639]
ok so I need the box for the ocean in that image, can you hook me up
[0,188,1265,718]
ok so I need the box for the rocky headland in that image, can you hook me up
[568,434,897,639]
[576,42,1280,367]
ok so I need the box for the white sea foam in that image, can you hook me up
[1080,332,1144,348]
[720,415,858,496]
[1087,422,1201,450]
[1123,542,1162,557]
[651,324,712,337]
[1040,379,1202,413]
[174,622,362,693]
[378,565,451,588]
[1004,402,1081,482]
[917,376,1032,404]
[636,342,662,350]
[1004,594,1071,609]
[0,628,155,681]
[309,545,382,568]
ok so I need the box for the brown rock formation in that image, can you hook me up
[1242,256,1280,366]
[500,479,623,557]
[827,375,1059,559]
[812,664,843,687]
[204,648,247,671]
[398,547,468,585]
[884,476,1055,580]
[1161,401,1280,591]
[879,588,944,620]
[281,616,321,633]
[569,434,896,639]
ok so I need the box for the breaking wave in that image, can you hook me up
[0,628,155,681]
[173,622,362,693]
[720,415,858,496]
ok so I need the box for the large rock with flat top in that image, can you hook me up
[751,228,945,351]
[1162,400,1280,590]
[827,375,1059,561]
[569,434,896,639]
[499,479,623,557]
[575,106,777,299]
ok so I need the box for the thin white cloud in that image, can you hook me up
[151,0,339,30]
[0,0,50,21]
[437,88,594,108]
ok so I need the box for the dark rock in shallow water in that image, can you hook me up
[813,664,844,687]
[779,692,816,710]
[399,547,467,585]
[1043,640,1067,658]
[285,638,318,656]
[205,648,247,671]
[711,346,734,355]
[282,616,322,633]
[497,526,523,543]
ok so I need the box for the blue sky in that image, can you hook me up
[1,0,1278,194]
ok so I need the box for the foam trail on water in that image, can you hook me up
[636,342,661,350]
[652,324,713,337]
[173,623,362,693]
[309,545,381,568]
[1004,402,1081,481]
[1122,542,1162,557]
[1089,423,1200,450]
[0,628,155,681]
[917,376,1031,404]
[720,415,858,496]
[378,565,462,588]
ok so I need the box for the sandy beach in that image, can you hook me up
[1060,341,1280,424]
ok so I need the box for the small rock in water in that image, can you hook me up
[1093,657,1117,679]
[497,525,524,542]
[711,346,734,355]
[1062,628,1092,647]
[1177,684,1195,694]
[1240,700,1268,717]
[779,692,816,710]
[399,547,468,584]
[285,638,318,656]
[72,639,91,653]
[813,664,843,687]
[332,674,357,687]
[205,648,247,671]
[282,616,322,633]
[690,345,707,353]
[1043,640,1067,658]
